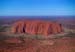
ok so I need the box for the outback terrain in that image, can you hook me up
[0,16,75,52]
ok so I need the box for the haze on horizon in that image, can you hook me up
[0,0,75,16]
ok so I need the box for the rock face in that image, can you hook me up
[11,20,62,36]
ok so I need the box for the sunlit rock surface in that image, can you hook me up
[11,20,62,35]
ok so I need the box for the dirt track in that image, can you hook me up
[0,37,75,52]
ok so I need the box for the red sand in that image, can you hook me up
[0,37,75,52]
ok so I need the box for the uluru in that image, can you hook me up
[11,20,62,36]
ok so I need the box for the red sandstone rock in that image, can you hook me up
[11,21,62,35]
